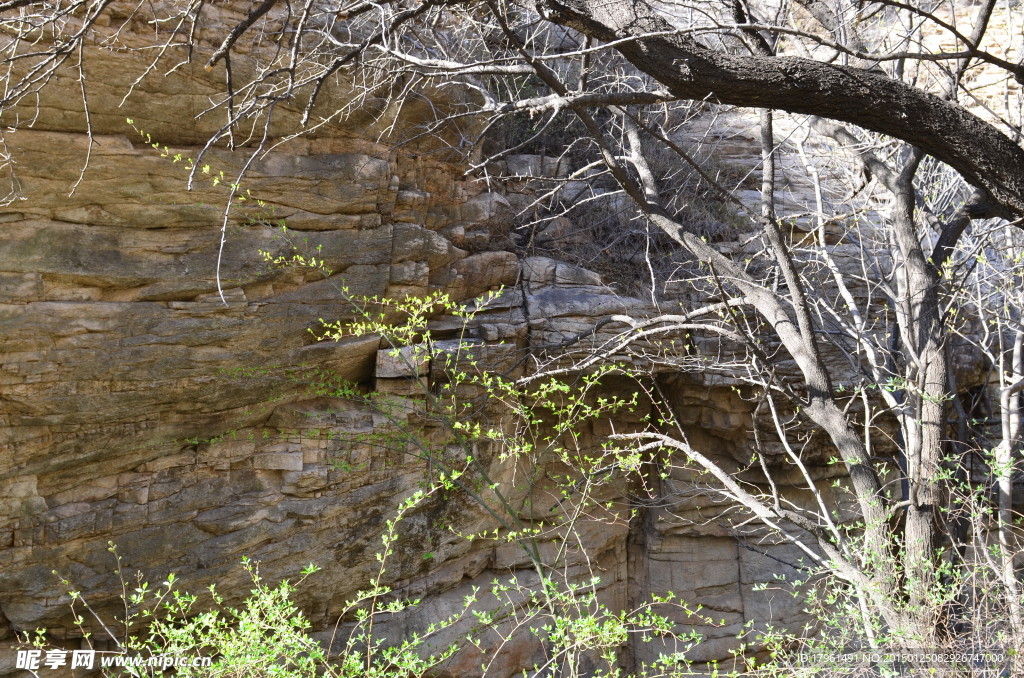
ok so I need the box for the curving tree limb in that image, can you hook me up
[536,0,1024,218]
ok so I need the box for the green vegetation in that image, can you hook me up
[30,237,1015,674]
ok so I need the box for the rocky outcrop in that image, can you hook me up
[0,118,520,642]
[0,12,810,678]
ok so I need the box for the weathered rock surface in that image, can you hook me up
[0,12,812,678]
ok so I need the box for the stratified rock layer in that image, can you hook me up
[0,17,808,677]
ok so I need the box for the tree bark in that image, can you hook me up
[536,0,1024,218]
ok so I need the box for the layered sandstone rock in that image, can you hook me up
[0,8,811,677]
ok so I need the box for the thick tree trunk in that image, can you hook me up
[886,157,945,638]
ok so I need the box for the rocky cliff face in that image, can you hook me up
[0,12,810,676]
